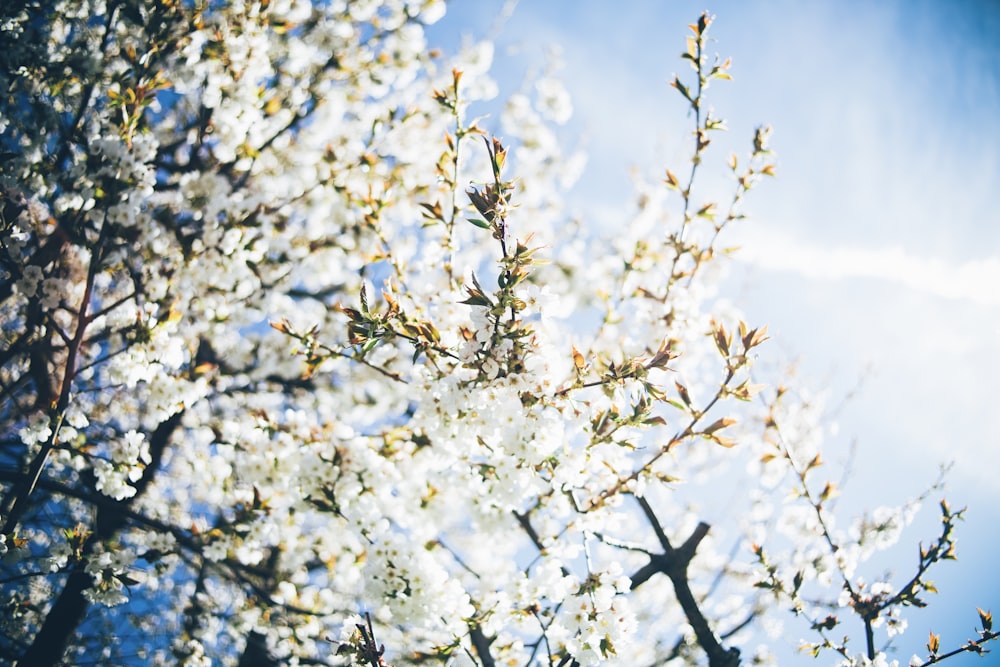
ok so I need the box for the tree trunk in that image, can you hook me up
[16,412,183,667]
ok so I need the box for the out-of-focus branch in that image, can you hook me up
[16,411,183,667]
[469,623,496,667]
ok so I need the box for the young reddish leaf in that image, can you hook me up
[696,202,717,221]
[382,287,398,311]
[646,339,675,369]
[741,324,769,351]
[491,136,507,174]
[359,282,370,315]
[675,380,692,407]
[730,379,766,401]
[979,608,993,632]
[712,321,731,357]
[697,12,713,35]
[810,615,838,631]
[467,186,496,220]
[703,416,736,435]
[711,434,737,448]
[419,201,444,221]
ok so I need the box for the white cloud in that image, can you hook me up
[737,227,1000,307]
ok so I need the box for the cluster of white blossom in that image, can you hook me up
[81,542,137,607]
[92,430,151,500]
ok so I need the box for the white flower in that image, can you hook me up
[18,412,52,447]
[113,430,150,466]
[93,459,137,500]
[887,615,908,637]
[16,264,43,297]
[413,0,445,24]
[40,277,64,309]
[535,77,573,125]
[64,405,90,429]
[870,580,894,596]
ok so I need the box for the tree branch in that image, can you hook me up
[16,411,183,667]
[628,502,740,667]
[469,624,496,667]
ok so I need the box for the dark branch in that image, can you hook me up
[16,412,184,667]
[628,500,740,667]
[469,624,496,667]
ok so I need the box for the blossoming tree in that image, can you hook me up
[0,1,995,666]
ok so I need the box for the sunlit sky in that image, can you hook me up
[429,1,999,663]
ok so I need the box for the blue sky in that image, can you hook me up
[430,1,999,664]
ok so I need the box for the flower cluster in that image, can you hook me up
[93,430,151,501]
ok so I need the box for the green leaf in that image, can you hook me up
[671,76,692,102]
[467,217,491,229]
[696,202,717,221]
[792,570,803,594]
[460,284,493,308]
